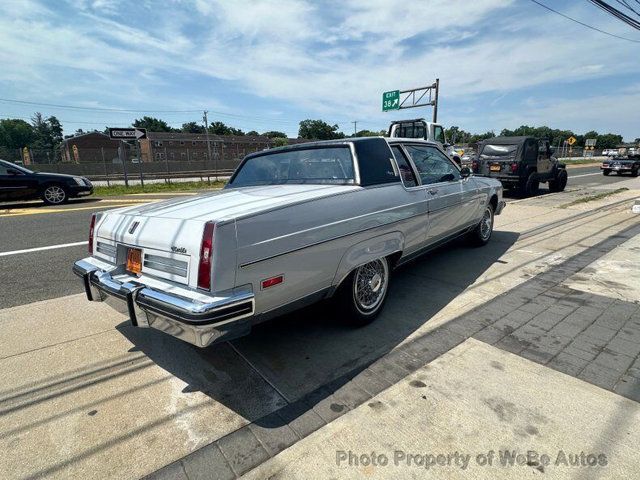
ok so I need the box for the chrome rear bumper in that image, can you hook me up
[73,259,254,347]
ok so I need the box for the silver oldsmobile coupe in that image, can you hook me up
[73,137,505,347]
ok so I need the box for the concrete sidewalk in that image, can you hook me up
[243,339,640,479]
[241,224,640,479]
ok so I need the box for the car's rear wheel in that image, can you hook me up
[42,184,68,205]
[603,169,610,176]
[468,203,494,247]
[338,257,390,326]
[522,172,539,196]
[548,169,567,192]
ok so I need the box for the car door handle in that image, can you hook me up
[428,189,438,195]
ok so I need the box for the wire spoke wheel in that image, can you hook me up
[352,258,389,315]
[480,206,493,241]
[44,185,66,204]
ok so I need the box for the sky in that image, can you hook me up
[0,0,639,140]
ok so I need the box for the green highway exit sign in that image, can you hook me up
[382,90,400,111]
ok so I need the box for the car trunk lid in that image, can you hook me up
[94,184,360,286]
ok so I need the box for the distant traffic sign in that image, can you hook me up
[567,136,576,146]
[109,127,147,140]
[382,90,400,112]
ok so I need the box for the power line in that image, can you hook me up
[0,97,353,128]
[614,0,640,17]
[0,98,202,113]
[528,0,640,42]
[588,0,640,31]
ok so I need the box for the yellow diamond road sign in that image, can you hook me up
[567,136,576,146]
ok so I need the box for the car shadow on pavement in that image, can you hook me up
[118,230,520,428]
[502,186,551,200]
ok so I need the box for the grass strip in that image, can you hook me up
[93,180,226,197]
[560,188,628,208]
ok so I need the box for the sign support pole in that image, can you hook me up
[432,78,439,123]
[135,139,144,187]
[119,140,129,188]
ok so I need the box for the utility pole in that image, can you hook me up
[203,110,215,180]
[352,121,357,136]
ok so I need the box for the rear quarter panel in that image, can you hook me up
[234,184,427,315]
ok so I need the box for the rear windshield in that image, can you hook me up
[392,123,426,139]
[229,146,355,187]
[480,144,518,159]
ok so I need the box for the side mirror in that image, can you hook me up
[460,166,471,178]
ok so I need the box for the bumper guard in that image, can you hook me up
[73,259,254,347]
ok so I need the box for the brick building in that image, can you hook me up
[139,132,273,169]
[60,132,119,163]
[60,131,307,168]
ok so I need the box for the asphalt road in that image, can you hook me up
[0,165,634,309]
[0,194,192,308]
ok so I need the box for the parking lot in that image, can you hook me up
[1,165,639,479]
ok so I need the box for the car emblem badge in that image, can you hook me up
[128,221,140,234]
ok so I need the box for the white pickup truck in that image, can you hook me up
[388,118,462,165]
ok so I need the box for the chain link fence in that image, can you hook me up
[1,146,242,185]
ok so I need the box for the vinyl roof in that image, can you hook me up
[478,136,533,145]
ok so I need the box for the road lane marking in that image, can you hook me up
[98,199,157,203]
[0,202,150,217]
[0,241,86,257]
[570,172,603,178]
[128,192,200,196]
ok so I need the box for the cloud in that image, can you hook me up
[0,0,638,138]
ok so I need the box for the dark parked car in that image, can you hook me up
[0,159,93,205]
[601,157,639,176]
[473,136,567,196]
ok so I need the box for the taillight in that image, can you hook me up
[197,221,215,290]
[88,213,96,255]
[511,162,518,173]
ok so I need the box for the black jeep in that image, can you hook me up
[473,136,567,196]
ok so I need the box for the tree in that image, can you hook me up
[228,127,245,136]
[0,119,35,148]
[298,119,344,140]
[48,116,63,146]
[30,113,63,150]
[246,130,259,136]
[596,133,623,149]
[262,130,287,138]
[468,131,495,143]
[272,137,288,147]
[445,126,473,144]
[133,116,174,132]
[208,121,244,136]
[352,129,383,137]
[181,122,205,134]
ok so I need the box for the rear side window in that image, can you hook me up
[525,141,538,162]
[391,146,418,187]
[433,125,445,144]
